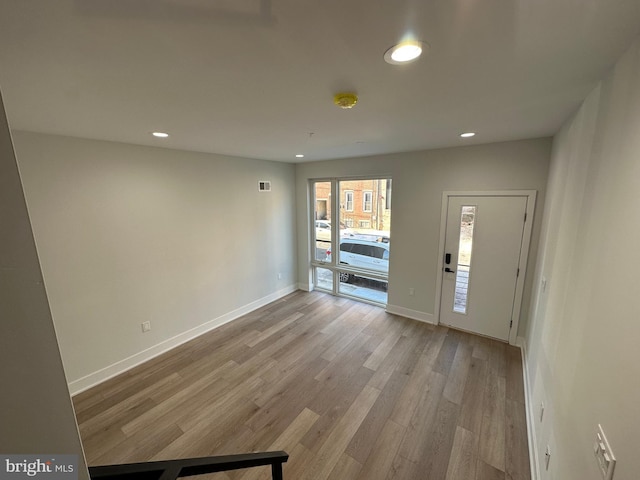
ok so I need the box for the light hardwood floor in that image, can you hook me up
[73,291,531,480]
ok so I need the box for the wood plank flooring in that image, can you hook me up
[73,291,531,480]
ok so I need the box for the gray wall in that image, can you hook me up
[295,138,551,336]
[525,35,640,480]
[13,131,550,398]
[13,132,297,392]
[0,96,88,477]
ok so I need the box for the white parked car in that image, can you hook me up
[315,220,352,242]
[325,238,390,283]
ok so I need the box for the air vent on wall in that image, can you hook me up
[258,180,271,192]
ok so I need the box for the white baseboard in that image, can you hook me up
[298,282,311,292]
[385,304,435,324]
[69,284,298,396]
[517,336,539,480]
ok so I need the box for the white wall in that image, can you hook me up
[525,36,640,480]
[0,96,88,476]
[13,132,297,393]
[295,138,551,333]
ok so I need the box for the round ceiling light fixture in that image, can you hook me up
[333,92,358,109]
[152,131,169,138]
[384,40,425,65]
[460,132,476,138]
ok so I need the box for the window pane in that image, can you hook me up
[339,272,388,305]
[315,267,333,291]
[345,191,354,211]
[313,182,332,261]
[363,191,373,212]
[453,205,476,314]
[339,180,391,241]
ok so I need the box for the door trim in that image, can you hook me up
[434,190,536,345]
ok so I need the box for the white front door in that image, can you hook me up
[439,194,531,341]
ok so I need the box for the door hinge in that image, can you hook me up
[517,267,520,277]
[524,212,527,223]
[510,320,513,328]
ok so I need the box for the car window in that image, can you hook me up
[340,241,390,259]
[349,244,363,255]
[351,244,374,257]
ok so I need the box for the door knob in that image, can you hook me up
[445,267,455,273]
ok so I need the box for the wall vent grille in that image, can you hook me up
[258,181,271,192]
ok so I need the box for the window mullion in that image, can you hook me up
[331,179,340,293]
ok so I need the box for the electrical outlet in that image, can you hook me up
[545,445,551,470]
[141,321,151,333]
[540,401,545,422]
[594,425,616,479]
[409,288,415,296]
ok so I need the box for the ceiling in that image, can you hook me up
[1,0,639,163]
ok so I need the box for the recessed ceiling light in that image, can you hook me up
[384,40,425,65]
[460,132,476,138]
[152,132,169,138]
[295,154,304,158]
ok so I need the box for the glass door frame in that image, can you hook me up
[309,177,391,305]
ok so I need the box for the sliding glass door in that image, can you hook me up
[311,178,392,305]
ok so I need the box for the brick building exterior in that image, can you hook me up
[314,179,391,233]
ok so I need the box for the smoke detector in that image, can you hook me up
[334,93,358,109]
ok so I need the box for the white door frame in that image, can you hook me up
[434,190,536,345]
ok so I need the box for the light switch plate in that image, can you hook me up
[594,424,616,480]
